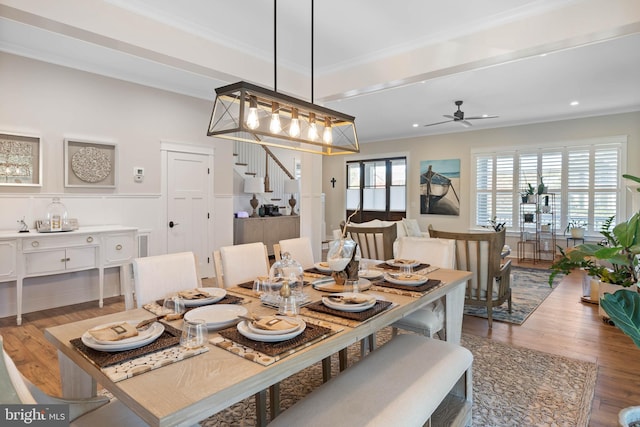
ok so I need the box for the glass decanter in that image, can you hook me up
[327,237,360,290]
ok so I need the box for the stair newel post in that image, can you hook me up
[264,153,271,192]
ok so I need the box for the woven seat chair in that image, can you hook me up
[427,226,511,328]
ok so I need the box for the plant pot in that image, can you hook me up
[527,195,536,203]
[521,196,528,203]
[524,213,534,223]
[598,281,635,319]
[571,227,585,239]
[619,405,640,426]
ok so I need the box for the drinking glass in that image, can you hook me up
[253,278,267,297]
[401,264,413,277]
[162,295,185,317]
[278,295,299,317]
[359,260,369,277]
[180,318,207,349]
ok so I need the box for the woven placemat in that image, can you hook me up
[217,323,333,357]
[70,323,182,368]
[374,278,441,292]
[304,268,332,276]
[377,262,430,271]
[304,300,393,321]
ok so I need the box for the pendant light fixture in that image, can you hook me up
[207,0,359,155]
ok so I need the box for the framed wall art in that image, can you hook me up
[0,132,42,187]
[420,158,460,216]
[64,139,117,188]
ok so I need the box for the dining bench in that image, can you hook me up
[268,334,473,427]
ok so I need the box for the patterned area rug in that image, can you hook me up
[463,266,561,325]
[199,328,596,426]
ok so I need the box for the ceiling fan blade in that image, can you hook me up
[423,119,454,127]
[464,115,499,120]
[443,115,455,119]
[459,120,472,128]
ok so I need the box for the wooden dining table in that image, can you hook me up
[45,267,471,427]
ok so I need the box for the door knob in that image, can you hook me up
[169,221,179,228]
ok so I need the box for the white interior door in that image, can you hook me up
[167,151,212,277]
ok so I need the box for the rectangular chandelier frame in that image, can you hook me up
[207,81,359,155]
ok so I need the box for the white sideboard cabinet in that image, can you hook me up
[0,226,137,325]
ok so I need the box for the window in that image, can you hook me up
[473,137,625,234]
[346,157,406,222]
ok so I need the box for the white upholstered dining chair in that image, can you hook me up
[274,237,315,269]
[131,251,201,308]
[391,237,456,339]
[0,335,148,427]
[213,242,270,288]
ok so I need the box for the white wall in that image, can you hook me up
[0,53,235,316]
[323,112,640,246]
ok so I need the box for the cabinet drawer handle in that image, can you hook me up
[61,258,66,262]
[31,241,39,247]
[115,244,123,250]
[86,236,94,243]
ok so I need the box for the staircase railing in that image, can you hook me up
[234,142,294,210]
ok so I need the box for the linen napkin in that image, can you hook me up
[178,289,212,300]
[328,294,373,305]
[392,259,417,265]
[89,322,138,342]
[252,316,299,331]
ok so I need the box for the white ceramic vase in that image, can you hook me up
[618,405,640,426]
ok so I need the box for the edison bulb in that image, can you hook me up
[246,96,259,130]
[289,118,300,137]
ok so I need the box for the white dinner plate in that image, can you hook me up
[322,293,377,312]
[384,273,429,286]
[181,287,227,307]
[313,262,333,273]
[385,259,421,268]
[358,269,384,280]
[81,321,165,352]
[312,278,372,293]
[237,320,306,342]
[246,316,304,335]
[184,304,248,330]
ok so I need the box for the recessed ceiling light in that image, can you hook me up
[570,101,580,106]
[412,123,419,128]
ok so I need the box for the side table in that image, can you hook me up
[566,237,585,247]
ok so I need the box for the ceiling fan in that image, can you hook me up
[424,100,498,128]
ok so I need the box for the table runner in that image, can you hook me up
[70,323,209,382]
[211,320,340,366]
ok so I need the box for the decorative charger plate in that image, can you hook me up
[181,287,227,307]
[358,269,384,279]
[313,262,333,273]
[384,273,429,286]
[322,293,377,312]
[385,259,421,268]
[237,320,306,342]
[312,278,372,293]
[184,304,248,329]
[246,316,304,335]
[81,321,164,352]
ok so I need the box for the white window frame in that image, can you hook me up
[471,136,627,236]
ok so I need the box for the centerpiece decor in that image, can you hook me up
[327,210,360,287]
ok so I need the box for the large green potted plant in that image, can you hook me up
[549,173,640,426]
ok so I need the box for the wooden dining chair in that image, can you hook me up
[213,242,270,288]
[345,224,397,261]
[391,237,456,339]
[131,251,201,308]
[274,237,315,269]
[1,335,149,426]
[428,226,511,328]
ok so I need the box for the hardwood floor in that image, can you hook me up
[1,260,639,426]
